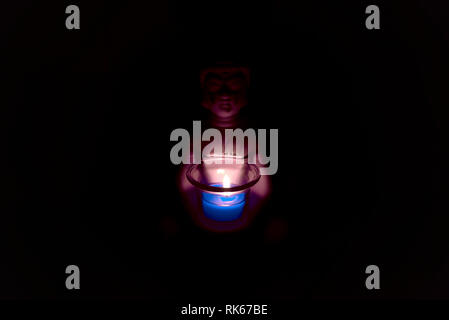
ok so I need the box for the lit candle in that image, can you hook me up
[202,174,246,221]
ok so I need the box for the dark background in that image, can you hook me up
[2,0,449,300]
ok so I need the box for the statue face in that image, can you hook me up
[201,67,249,120]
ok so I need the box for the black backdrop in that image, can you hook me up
[2,0,449,300]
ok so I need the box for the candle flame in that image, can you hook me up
[223,174,231,188]
[222,174,232,197]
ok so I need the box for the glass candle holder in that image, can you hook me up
[186,156,261,222]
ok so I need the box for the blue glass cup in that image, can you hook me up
[186,156,261,222]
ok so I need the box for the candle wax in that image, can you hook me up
[202,184,246,222]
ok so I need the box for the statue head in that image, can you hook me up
[200,63,250,122]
